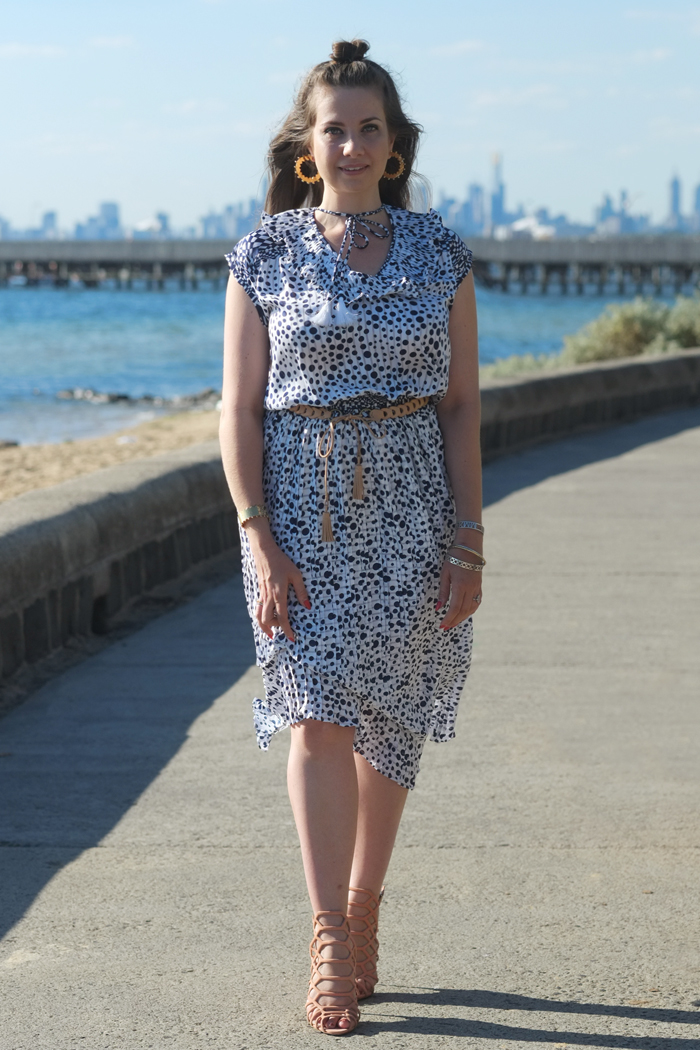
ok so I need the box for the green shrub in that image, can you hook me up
[560,298,669,364]
[480,352,560,381]
[479,294,700,380]
[664,295,700,348]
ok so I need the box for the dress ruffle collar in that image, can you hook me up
[259,206,462,301]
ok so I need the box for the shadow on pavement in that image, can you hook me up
[483,407,700,508]
[361,987,700,1044]
[0,584,255,942]
[2,408,699,952]
[377,987,700,1025]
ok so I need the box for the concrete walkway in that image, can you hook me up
[1,409,699,1050]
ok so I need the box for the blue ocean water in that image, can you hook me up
[0,284,641,445]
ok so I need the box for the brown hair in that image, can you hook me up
[265,39,423,214]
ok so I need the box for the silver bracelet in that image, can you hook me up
[448,555,483,572]
[456,520,484,534]
[450,544,486,564]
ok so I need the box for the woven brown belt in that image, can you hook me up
[288,396,431,542]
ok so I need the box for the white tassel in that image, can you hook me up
[310,299,335,326]
[333,298,354,325]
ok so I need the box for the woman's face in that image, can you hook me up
[309,86,394,195]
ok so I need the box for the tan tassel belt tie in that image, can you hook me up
[288,396,431,542]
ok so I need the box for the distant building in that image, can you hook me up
[490,153,506,228]
[133,211,172,239]
[594,191,650,236]
[199,197,263,239]
[0,210,60,240]
[2,168,698,242]
[668,175,682,229]
[495,215,555,241]
[468,183,486,232]
[38,211,58,239]
[535,207,594,238]
[75,202,123,240]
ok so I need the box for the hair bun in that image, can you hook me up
[331,39,370,64]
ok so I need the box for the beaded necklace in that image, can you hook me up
[311,206,391,326]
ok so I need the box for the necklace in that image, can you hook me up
[311,206,392,327]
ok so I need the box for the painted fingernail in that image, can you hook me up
[303,600,312,610]
[435,601,443,611]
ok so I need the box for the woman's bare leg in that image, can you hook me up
[287,720,359,1031]
[287,719,358,911]
[350,753,408,894]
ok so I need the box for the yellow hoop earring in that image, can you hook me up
[382,151,406,180]
[294,155,322,184]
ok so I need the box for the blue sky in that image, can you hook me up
[2,0,699,229]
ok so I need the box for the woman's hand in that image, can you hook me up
[250,536,311,642]
[436,559,483,630]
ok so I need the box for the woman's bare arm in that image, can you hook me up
[219,276,309,641]
[435,272,483,629]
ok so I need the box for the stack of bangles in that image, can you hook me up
[449,519,485,572]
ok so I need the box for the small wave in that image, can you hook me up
[56,387,221,409]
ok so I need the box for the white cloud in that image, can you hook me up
[625,7,700,34]
[267,70,303,86]
[90,97,125,111]
[89,36,134,49]
[624,8,688,21]
[473,84,566,110]
[162,99,227,115]
[613,144,642,158]
[650,116,700,141]
[429,40,484,58]
[164,100,199,115]
[0,43,65,58]
[630,47,672,63]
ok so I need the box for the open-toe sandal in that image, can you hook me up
[306,911,360,1036]
[348,886,384,1000]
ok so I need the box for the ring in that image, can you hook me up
[473,594,482,603]
[256,599,263,605]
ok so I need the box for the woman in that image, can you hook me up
[220,39,482,1035]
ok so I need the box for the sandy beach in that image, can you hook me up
[0,410,221,503]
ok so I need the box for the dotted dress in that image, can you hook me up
[226,205,475,789]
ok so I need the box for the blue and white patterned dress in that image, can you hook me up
[226,205,475,789]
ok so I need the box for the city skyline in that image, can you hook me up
[2,1,700,230]
[4,159,699,242]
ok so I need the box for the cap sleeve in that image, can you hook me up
[225,234,268,326]
[445,228,473,287]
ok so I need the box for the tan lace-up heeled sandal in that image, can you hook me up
[347,886,384,1000]
[306,911,360,1036]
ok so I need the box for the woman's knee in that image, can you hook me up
[290,719,356,757]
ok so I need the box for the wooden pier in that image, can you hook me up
[1,235,699,294]
[468,235,700,294]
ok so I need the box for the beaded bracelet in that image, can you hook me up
[450,544,486,564]
[456,520,484,534]
[448,555,483,572]
[237,504,269,527]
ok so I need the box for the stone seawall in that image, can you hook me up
[0,443,235,682]
[480,349,700,460]
[2,349,699,684]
